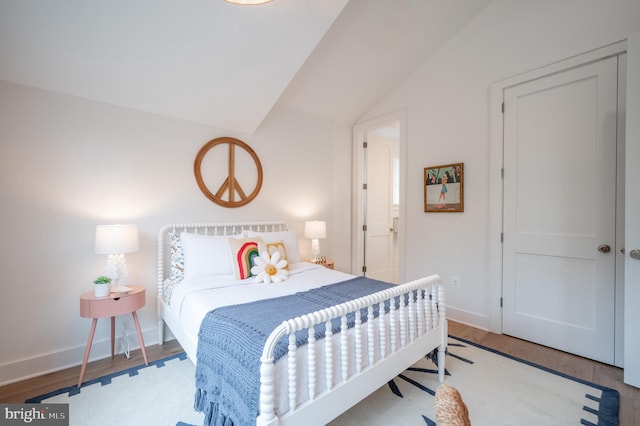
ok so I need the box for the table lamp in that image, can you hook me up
[304,220,326,262]
[95,224,139,291]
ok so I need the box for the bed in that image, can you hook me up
[156,221,447,426]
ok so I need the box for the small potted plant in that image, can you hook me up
[93,275,112,297]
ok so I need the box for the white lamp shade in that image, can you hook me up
[304,221,326,239]
[95,224,139,254]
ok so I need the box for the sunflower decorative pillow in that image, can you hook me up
[251,251,289,284]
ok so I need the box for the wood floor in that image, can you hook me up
[0,339,183,404]
[1,321,638,424]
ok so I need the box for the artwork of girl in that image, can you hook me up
[424,163,463,213]
[436,174,448,208]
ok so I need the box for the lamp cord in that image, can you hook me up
[119,316,131,359]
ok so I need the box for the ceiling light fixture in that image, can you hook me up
[224,0,273,4]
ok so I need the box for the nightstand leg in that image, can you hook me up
[131,311,148,365]
[78,318,98,388]
[110,316,115,359]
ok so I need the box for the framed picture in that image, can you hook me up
[424,163,464,212]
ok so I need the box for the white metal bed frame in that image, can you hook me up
[156,221,447,426]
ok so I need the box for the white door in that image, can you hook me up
[624,33,640,387]
[352,115,403,283]
[502,56,618,364]
[364,135,394,282]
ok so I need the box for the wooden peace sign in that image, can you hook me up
[194,137,263,208]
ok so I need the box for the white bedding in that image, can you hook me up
[166,260,443,418]
[169,262,356,360]
[168,262,379,415]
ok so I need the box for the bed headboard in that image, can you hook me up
[156,221,288,298]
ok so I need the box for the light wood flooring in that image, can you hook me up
[1,321,638,424]
[0,339,183,403]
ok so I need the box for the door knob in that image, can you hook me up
[630,249,640,260]
[598,244,611,253]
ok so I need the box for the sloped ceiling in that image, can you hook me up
[279,0,493,125]
[0,0,491,133]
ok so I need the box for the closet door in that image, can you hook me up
[502,56,618,364]
[624,33,640,387]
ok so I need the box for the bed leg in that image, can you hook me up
[158,320,164,345]
[438,319,448,383]
[256,356,278,426]
[438,344,446,383]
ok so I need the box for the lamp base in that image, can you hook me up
[105,253,129,287]
[310,238,320,263]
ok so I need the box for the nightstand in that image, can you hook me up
[78,285,148,387]
[310,259,334,270]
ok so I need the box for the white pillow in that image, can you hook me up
[246,230,301,263]
[180,232,234,279]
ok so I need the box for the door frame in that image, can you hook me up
[352,110,407,283]
[488,41,627,365]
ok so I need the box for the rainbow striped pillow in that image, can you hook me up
[228,237,262,280]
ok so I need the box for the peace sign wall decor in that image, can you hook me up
[194,137,263,208]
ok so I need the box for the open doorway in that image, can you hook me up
[352,112,405,283]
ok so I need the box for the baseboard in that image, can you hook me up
[446,305,490,331]
[0,327,159,387]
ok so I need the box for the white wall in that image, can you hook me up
[361,0,640,329]
[0,81,351,385]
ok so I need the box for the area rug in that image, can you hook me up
[26,352,204,426]
[330,336,619,426]
[26,337,619,426]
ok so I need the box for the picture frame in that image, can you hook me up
[424,163,464,212]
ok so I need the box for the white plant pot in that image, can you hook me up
[94,283,111,297]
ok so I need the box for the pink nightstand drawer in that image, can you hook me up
[80,286,145,318]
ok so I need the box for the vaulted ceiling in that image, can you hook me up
[0,0,492,133]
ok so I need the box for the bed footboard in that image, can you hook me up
[256,274,445,426]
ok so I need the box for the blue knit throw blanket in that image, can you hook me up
[194,276,394,426]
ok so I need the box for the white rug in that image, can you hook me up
[28,352,203,426]
[28,337,618,426]
[331,337,618,426]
